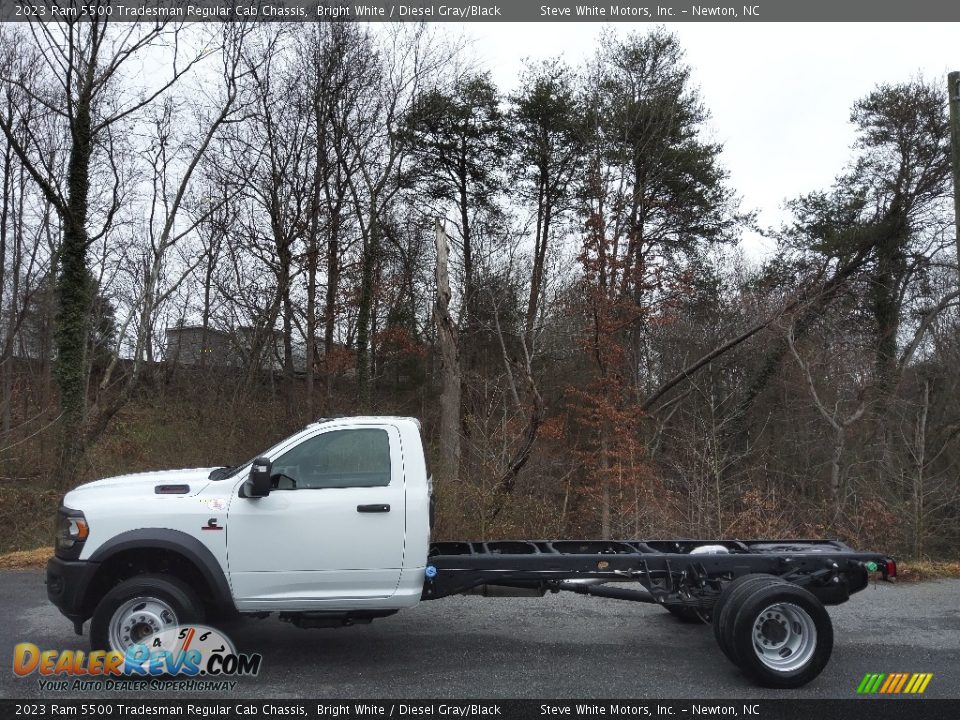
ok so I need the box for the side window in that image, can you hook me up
[270,429,392,490]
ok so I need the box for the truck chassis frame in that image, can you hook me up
[421,538,895,688]
[424,538,892,603]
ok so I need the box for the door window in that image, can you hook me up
[270,429,392,489]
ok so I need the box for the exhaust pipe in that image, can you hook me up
[557,581,656,604]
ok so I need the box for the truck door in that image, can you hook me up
[226,424,406,604]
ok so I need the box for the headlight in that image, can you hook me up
[55,507,89,556]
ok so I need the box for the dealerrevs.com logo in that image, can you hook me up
[12,625,262,692]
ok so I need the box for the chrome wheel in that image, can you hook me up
[108,596,178,652]
[751,602,817,673]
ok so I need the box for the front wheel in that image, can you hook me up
[727,583,833,688]
[90,574,204,653]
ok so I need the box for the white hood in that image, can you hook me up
[66,467,217,502]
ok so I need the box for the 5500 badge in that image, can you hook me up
[13,624,262,679]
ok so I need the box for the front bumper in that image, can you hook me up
[46,556,99,631]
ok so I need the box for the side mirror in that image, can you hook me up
[243,457,272,498]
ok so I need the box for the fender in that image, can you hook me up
[89,528,235,611]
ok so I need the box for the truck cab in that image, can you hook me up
[46,417,431,651]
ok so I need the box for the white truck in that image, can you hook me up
[47,416,895,689]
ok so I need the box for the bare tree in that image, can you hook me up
[339,24,456,408]
[787,321,869,509]
[0,17,217,470]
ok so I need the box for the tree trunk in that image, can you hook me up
[458,148,474,367]
[322,201,341,387]
[599,428,611,540]
[871,212,908,398]
[57,92,94,474]
[434,220,461,484]
[200,254,214,371]
[0,130,11,436]
[525,166,552,349]
[282,283,294,407]
[830,426,845,510]
[355,203,378,411]
[305,229,318,418]
[912,380,930,558]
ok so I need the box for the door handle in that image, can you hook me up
[357,504,390,513]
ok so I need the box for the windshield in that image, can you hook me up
[208,427,314,480]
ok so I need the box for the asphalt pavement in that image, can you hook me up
[2,570,958,699]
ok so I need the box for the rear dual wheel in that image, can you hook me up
[713,574,787,663]
[712,574,833,688]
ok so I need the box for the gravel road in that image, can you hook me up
[2,570,958,699]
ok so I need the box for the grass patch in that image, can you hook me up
[895,559,960,582]
[0,486,61,553]
[0,547,52,569]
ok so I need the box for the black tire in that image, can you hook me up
[712,574,786,664]
[90,574,204,652]
[728,582,833,688]
[664,603,711,624]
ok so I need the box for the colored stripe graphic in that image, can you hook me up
[893,673,909,693]
[857,673,883,693]
[879,674,898,693]
[857,672,932,694]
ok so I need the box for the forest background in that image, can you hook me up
[0,18,958,562]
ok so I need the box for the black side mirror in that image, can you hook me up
[243,457,272,498]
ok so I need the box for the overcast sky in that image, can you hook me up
[460,22,959,257]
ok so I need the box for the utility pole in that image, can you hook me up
[949,71,960,277]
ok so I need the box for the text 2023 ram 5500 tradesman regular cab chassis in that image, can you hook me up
[46,416,895,688]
